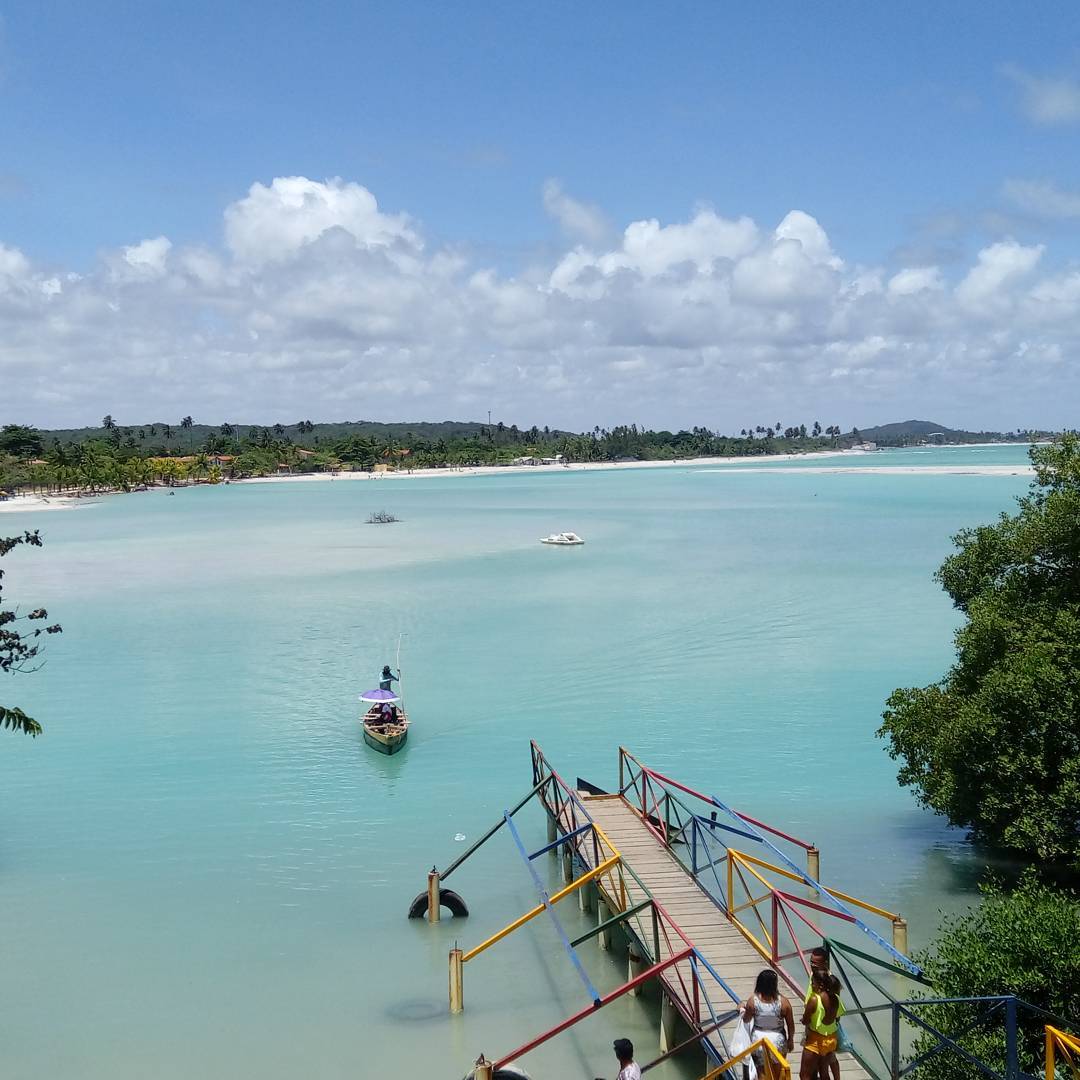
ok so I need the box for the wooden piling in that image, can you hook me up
[597,895,612,950]
[561,844,573,885]
[659,991,677,1053]
[428,868,441,924]
[892,917,908,956]
[578,878,593,914]
[547,813,557,846]
[449,947,464,1013]
[628,951,645,995]
[807,845,820,881]
[473,1056,493,1080]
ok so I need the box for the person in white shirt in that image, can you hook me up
[613,1038,642,1080]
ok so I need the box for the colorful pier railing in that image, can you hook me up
[421,743,1078,1080]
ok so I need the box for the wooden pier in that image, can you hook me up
[579,791,872,1079]
[423,743,1073,1080]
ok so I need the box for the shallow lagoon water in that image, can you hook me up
[0,444,1032,1078]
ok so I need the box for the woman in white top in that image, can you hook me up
[742,969,796,1065]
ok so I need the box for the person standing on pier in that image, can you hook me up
[801,970,842,1080]
[804,947,844,1079]
[742,969,795,1065]
[612,1038,641,1080]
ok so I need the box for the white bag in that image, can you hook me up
[728,1017,758,1080]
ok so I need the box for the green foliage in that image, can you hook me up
[908,874,1080,1080]
[879,433,1080,866]
[1,530,62,737]
[0,424,44,458]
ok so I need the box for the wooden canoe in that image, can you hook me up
[362,705,410,755]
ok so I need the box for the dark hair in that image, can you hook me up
[828,974,842,997]
[810,946,828,962]
[811,968,830,991]
[754,969,779,997]
[613,1038,634,1061]
[382,665,392,675]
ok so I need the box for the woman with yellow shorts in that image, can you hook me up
[800,969,841,1080]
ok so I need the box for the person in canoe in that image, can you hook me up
[379,665,399,692]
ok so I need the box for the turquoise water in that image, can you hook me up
[0,444,1033,1078]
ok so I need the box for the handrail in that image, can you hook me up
[698,1036,793,1080]
[824,936,1079,1079]
[1047,1025,1080,1079]
[620,746,814,850]
[461,854,619,962]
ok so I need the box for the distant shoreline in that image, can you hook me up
[0,444,1035,513]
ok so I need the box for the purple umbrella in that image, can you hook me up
[359,688,400,704]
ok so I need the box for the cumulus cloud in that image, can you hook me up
[224,176,419,265]
[1,176,1079,429]
[1002,63,1080,125]
[542,180,610,245]
[1003,178,1080,219]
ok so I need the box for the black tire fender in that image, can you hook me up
[408,887,469,918]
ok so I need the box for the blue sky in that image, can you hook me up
[3,2,1080,429]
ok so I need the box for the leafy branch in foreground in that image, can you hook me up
[879,433,1080,867]
[1,530,62,737]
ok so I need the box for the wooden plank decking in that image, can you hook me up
[578,794,872,1079]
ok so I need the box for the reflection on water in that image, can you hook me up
[0,448,1032,1078]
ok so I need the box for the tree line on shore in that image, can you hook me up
[2,416,865,495]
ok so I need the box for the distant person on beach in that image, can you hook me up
[379,665,399,692]
[801,970,842,1080]
[742,968,795,1065]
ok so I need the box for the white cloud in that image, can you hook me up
[224,176,419,265]
[1,176,1079,430]
[888,267,943,296]
[1003,178,1080,219]
[122,236,172,278]
[955,240,1043,308]
[1002,63,1080,126]
[542,180,610,245]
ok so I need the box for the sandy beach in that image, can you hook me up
[0,494,89,513]
[699,464,1035,476]
[0,447,1034,513]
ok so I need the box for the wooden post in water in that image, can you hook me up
[659,991,678,1053]
[578,877,593,914]
[628,951,646,996]
[807,845,820,881]
[428,868,441,924]
[473,1056,493,1080]
[561,844,574,885]
[892,917,908,956]
[597,894,612,950]
[449,948,464,1013]
[547,812,557,846]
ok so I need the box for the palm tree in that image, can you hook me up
[181,415,194,452]
[102,415,116,431]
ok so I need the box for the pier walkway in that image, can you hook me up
[579,792,871,1079]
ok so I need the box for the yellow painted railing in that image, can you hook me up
[1047,1025,1080,1079]
[699,1036,791,1079]
[461,853,620,962]
[722,848,907,986]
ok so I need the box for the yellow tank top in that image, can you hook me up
[810,993,840,1036]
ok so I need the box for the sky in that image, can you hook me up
[2,1,1080,432]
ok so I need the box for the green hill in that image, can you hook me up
[855,420,1036,446]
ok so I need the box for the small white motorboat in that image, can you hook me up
[540,531,585,546]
